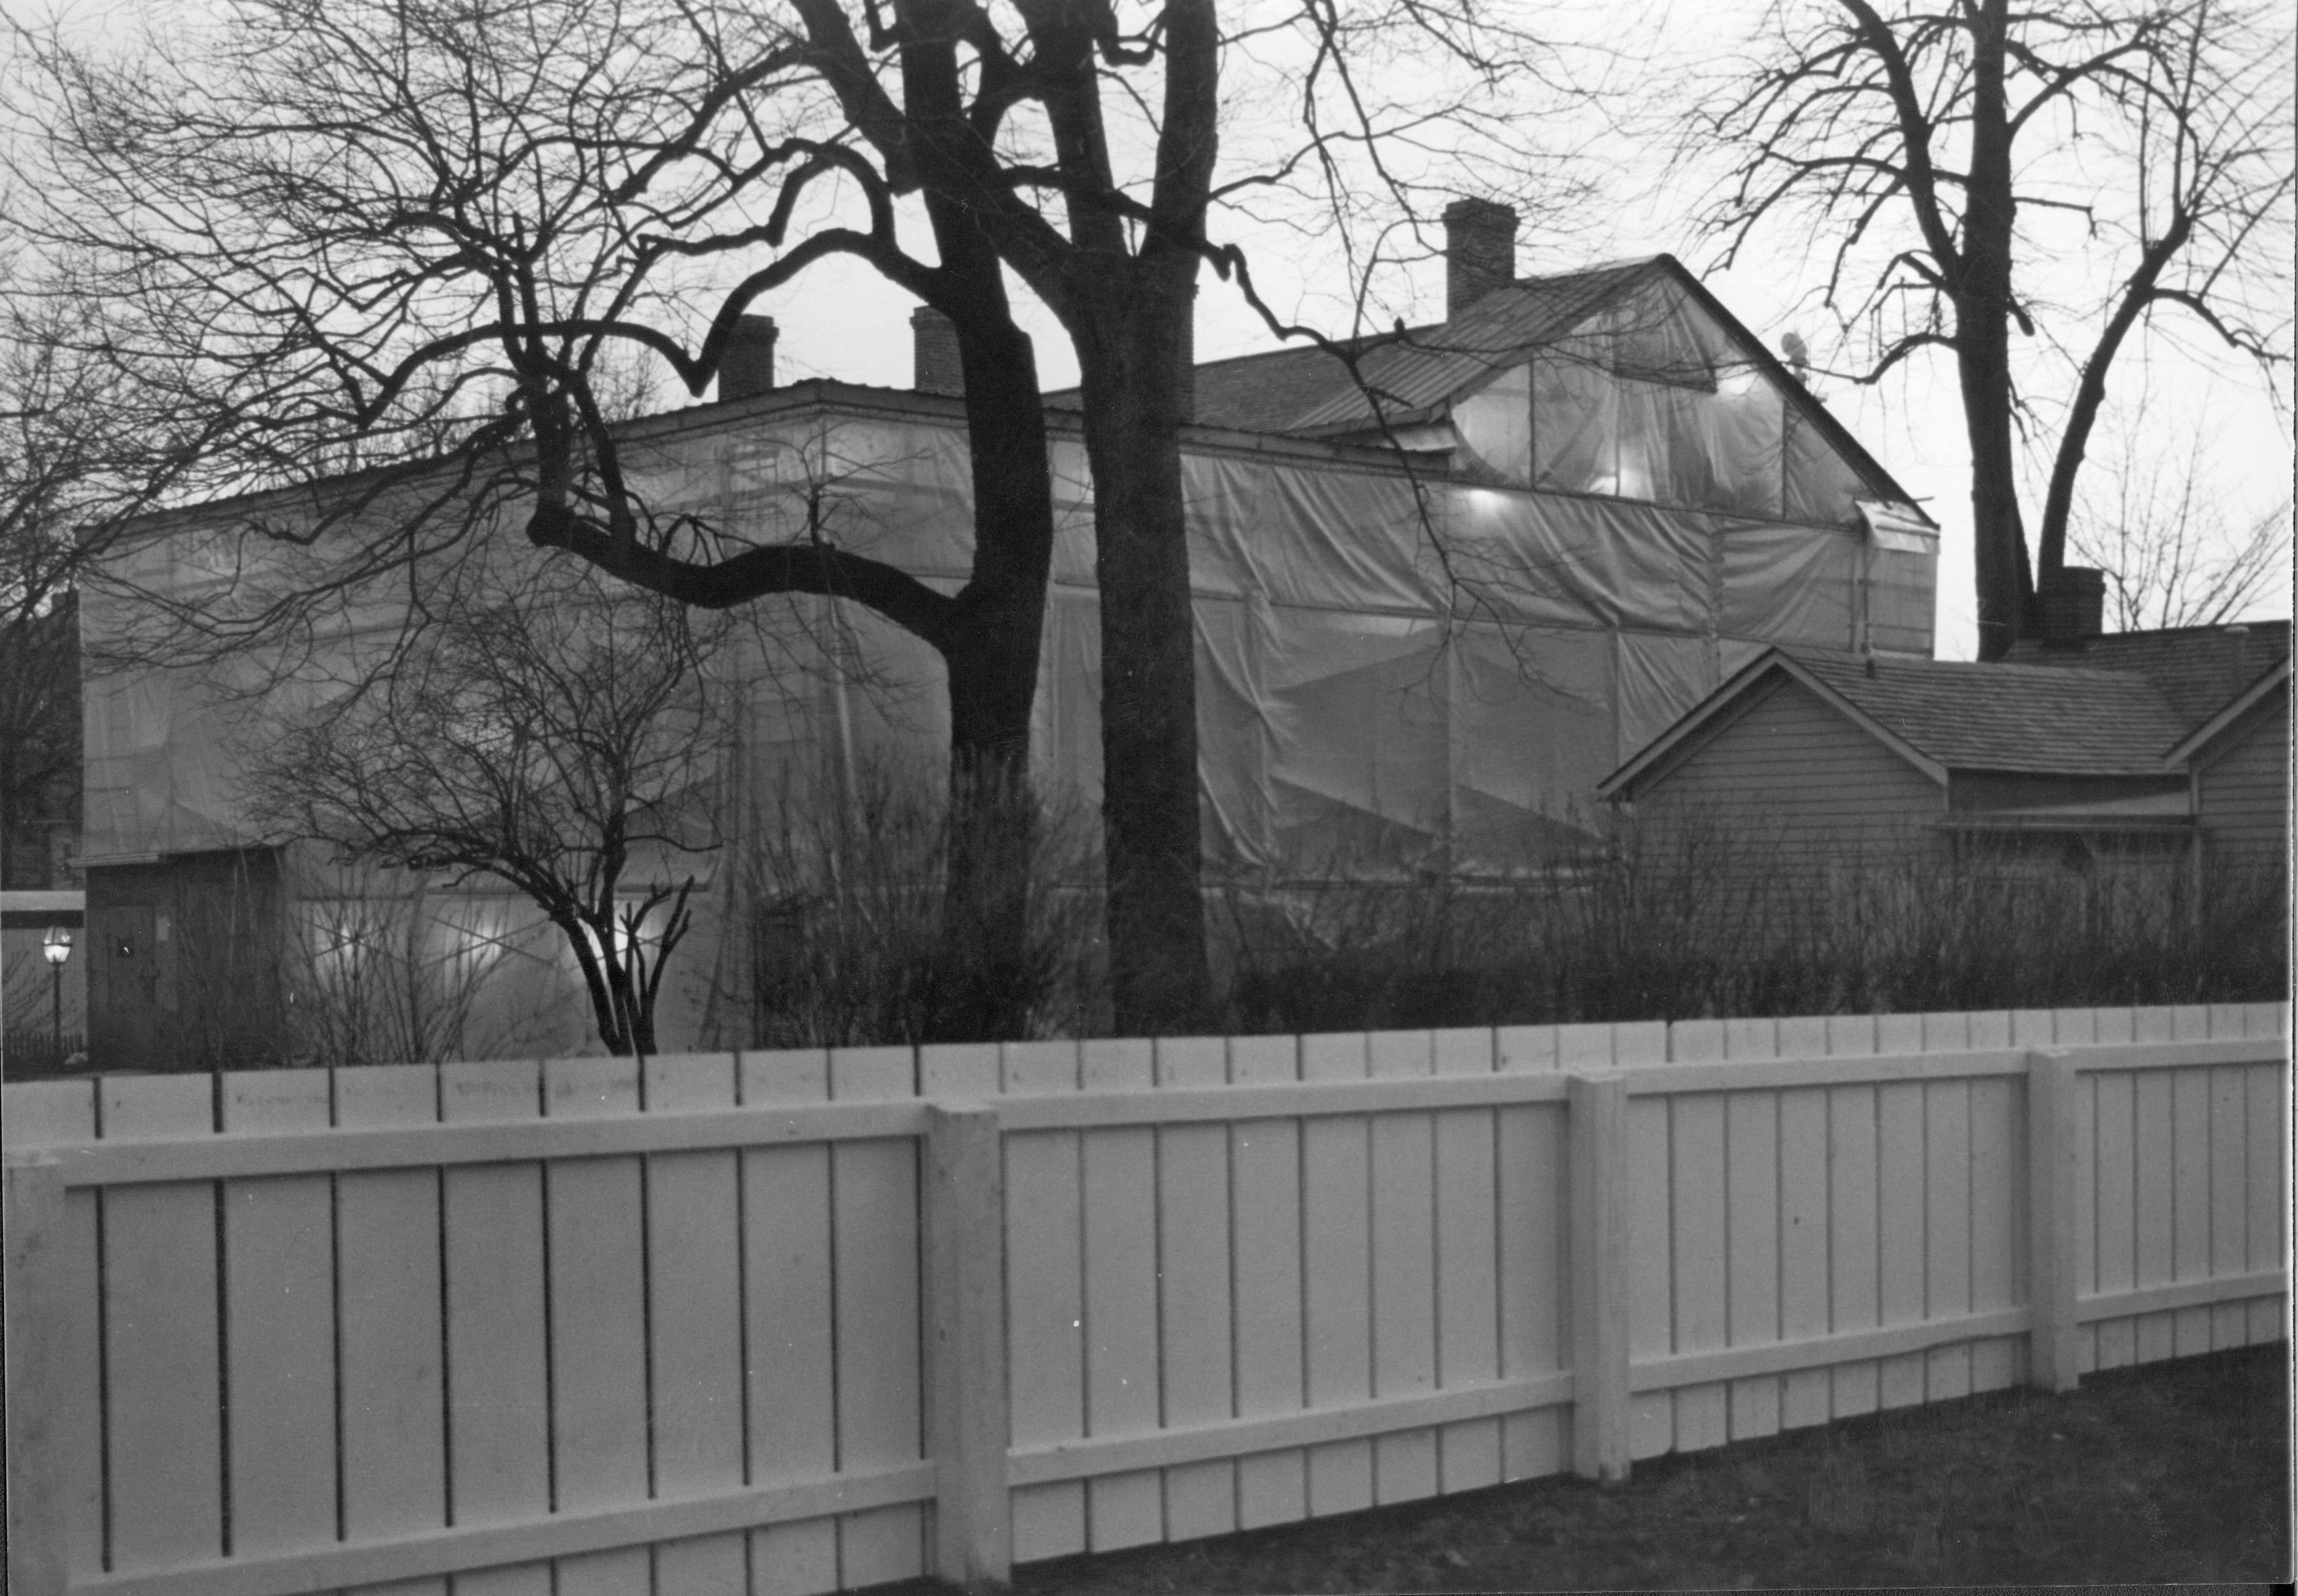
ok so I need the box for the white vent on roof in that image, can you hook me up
[1857,500,1938,553]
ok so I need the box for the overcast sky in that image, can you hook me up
[15,0,2290,659]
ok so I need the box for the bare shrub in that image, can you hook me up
[281,859,543,1067]
[741,757,1104,1049]
[1213,818,2285,1035]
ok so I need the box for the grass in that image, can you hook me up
[893,1345,2289,1593]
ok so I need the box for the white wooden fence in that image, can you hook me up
[4,1004,2287,1595]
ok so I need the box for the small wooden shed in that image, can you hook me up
[1598,621,2290,892]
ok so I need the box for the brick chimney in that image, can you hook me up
[1443,199,1517,320]
[2223,623,2253,701]
[911,307,963,396]
[2038,566,2105,645]
[719,315,778,401]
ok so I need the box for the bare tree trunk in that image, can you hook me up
[1960,0,2034,660]
[926,239,1058,1040]
[1076,265,1213,1034]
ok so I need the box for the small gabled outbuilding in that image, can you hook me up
[1597,617,2290,889]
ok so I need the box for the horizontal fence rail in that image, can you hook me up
[4,1004,2288,1596]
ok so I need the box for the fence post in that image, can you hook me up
[1568,1072,1631,1483]
[2025,1049,2082,1394]
[5,1156,71,1596]
[924,1104,1012,1588]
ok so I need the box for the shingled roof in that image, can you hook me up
[1047,253,1923,515]
[1781,650,2190,777]
[1283,260,1651,431]
[1598,636,2250,800]
[1044,261,1647,431]
[2003,619,2291,728]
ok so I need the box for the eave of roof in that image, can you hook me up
[1598,649,1951,800]
[1602,644,2203,798]
[2164,655,2293,765]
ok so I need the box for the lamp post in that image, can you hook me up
[43,924,73,1054]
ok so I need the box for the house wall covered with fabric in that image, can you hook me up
[77,364,1934,1055]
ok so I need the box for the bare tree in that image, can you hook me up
[2069,404,2293,629]
[0,253,234,882]
[243,560,727,1055]
[1698,0,2293,657]
[766,0,1577,1030]
[13,0,1582,1036]
[6,0,1076,1037]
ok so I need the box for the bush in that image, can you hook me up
[741,757,1105,1048]
[739,779,2287,1046]
[1217,819,2287,1034]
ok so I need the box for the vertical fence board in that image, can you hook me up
[1080,1039,1163,1553]
[1875,1082,1927,1408]
[1767,1016,1820,1062]
[830,1047,925,1587]
[2208,1068,2251,1350]
[924,1102,1010,1590]
[1911,1013,1964,1054]
[1673,1021,1726,1066]
[6,1159,71,1596]
[539,1057,650,1596]
[1567,1075,1629,1483]
[1776,1088,1829,1429]
[102,1074,223,1574]
[1967,1076,2019,1391]
[1556,1024,1612,1074]
[644,1055,750,1596]
[1625,1096,1673,1458]
[918,1043,998,1098]
[2073,1066,2099,1376]
[1368,1032,1439,1504]
[334,1066,448,1596]
[1300,1032,1375,1515]
[1826,1085,1880,1418]
[737,1050,840,1596]
[1494,1089,1567,1483]
[1922,1081,1973,1400]
[6,1082,102,1579]
[220,1071,338,1562]
[1432,1030,1502,1493]
[1004,1039,1087,1564]
[2130,1070,2177,1363]
[2092,1069,2138,1371]
[2169,1068,2214,1356]
[1724,1091,1780,1441]
[437,1062,551,1596]
[2246,1064,2286,1345]
[1154,1036,1237,1543]
[1828,1014,1882,1057]
[1669,1095,1729,1453]
[1228,1034,1307,1530]
[1494,1026,1559,1074]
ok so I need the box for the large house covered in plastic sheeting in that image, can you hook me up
[76,228,1937,1064]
